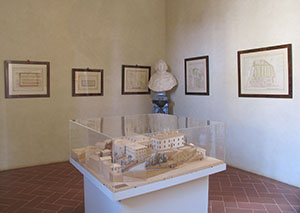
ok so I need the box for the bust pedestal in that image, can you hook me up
[152,92,169,114]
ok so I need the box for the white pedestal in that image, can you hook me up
[85,175,209,213]
[70,158,225,213]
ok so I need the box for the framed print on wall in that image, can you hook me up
[72,68,103,96]
[238,44,292,98]
[122,65,151,95]
[4,60,50,98]
[185,56,209,95]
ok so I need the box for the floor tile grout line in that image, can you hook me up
[283,193,299,212]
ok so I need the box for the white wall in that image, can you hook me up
[0,0,165,170]
[166,0,300,187]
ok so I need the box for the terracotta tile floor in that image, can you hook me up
[0,162,83,213]
[209,167,300,213]
[0,162,299,213]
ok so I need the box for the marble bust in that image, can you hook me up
[148,60,177,92]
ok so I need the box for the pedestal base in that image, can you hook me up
[84,175,209,213]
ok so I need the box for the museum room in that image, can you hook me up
[0,0,299,212]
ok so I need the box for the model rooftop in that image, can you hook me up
[151,132,184,140]
[125,143,147,150]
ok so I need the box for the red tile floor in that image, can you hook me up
[209,167,300,213]
[0,162,299,213]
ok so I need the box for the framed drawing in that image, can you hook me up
[72,68,103,96]
[185,56,209,95]
[238,44,292,98]
[4,60,50,98]
[122,65,151,95]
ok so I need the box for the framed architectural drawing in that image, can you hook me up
[238,44,292,98]
[4,60,50,98]
[72,68,103,96]
[122,65,151,95]
[185,56,209,95]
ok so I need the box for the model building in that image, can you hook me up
[151,132,185,150]
[71,131,206,182]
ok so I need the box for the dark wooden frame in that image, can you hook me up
[185,56,209,95]
[72,68,104,97]
[4,60,50,98]
[121,65,151,95]
[238,44,292,98]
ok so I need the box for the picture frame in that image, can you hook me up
[122,65,151,95]
[185,56,209,95]
[238,44,292,98]
[4,60,50,98]
[72,68,103,97]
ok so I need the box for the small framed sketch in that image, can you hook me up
[122,65,151,95]
[72,68,103,96]
[185,56,209,95]
[238,44,292,98]
[4,60,50,98]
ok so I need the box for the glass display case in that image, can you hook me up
[69,114,225,193]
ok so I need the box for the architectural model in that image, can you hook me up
[71,131,206,182]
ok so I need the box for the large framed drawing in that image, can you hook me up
[238,44,292,98]
[4,60,50,98]
[122,65,151,95]
[185,56,209,95]
[72,68,103,96]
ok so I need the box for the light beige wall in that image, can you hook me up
[0,0,165,170]
[166,0,300,187]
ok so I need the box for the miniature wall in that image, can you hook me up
[0,0,165,170]
[166,0,300,187]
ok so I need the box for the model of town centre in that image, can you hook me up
[72,131,206,182]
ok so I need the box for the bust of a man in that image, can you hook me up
[148,60,177,92]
